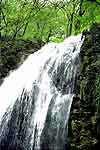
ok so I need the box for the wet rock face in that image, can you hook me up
[0,39,45,85]
[80,23,100,149]
[68,23,100,149]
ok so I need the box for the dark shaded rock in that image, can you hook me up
[68,23,100,149]
[0,38,45,85]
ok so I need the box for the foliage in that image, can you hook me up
[79,0,100,31]
[1,0,100,42]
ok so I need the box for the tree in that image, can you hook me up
[1,0,100,42]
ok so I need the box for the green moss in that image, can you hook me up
[68,23,100,149]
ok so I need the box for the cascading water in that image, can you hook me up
[0,34,83,150]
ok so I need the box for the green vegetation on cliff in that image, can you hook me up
[68,23,100,149]
[96,75,100,114]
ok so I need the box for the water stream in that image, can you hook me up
[0,34,83,150]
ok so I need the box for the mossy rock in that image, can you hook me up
[68,23,100,149]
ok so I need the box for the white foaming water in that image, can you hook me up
[0,34,83,150]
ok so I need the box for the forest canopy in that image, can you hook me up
[1,0,100,42]
[0,0,100,81]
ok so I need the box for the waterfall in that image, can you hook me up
[0,34,83,150]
